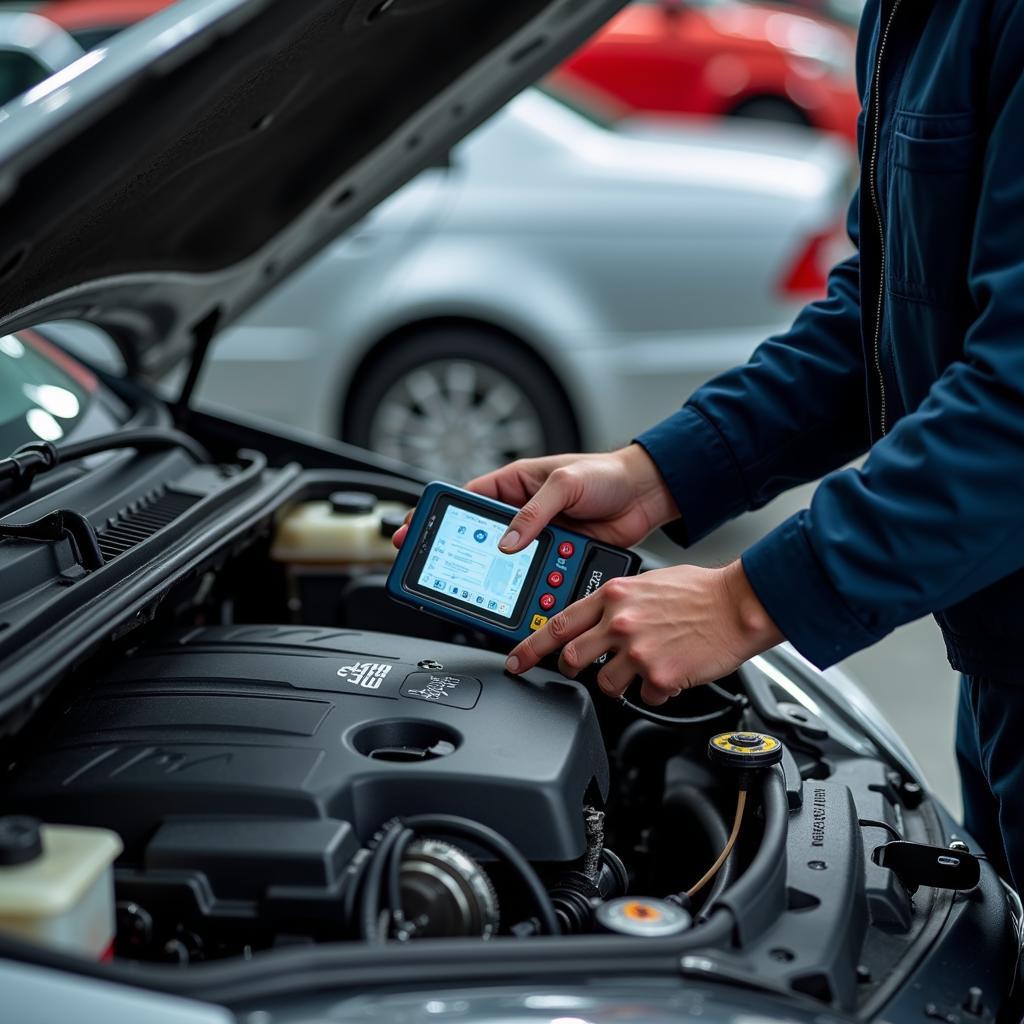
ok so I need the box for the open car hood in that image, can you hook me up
[0,0,624,383]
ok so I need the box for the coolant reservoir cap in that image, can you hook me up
[379,510,407,539]
[329,491,377,515]
[596,897,691,938]
[708,731,784,771]
[0,815,43,866]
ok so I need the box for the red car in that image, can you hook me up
[554,0,860,144]
[35,0,171,49]
[38,0,858,146]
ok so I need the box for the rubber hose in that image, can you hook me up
[664,784,737,908]
[403,814,559,936]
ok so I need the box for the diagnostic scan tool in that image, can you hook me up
[387,482,642,645]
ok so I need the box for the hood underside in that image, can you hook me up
[0,0,625,381]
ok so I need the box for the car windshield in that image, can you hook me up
[0,333,92,455]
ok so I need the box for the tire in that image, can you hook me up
[343,325,580,479]
[728,96,810,127]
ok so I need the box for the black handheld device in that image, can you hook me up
[387,482,642,645]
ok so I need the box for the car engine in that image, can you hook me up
[1,471,1018,1022]
[7,626,615,953]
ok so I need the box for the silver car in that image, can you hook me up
[196,88,853,479]
[0,10,84,106]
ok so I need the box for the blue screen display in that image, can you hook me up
[417,504,538,620]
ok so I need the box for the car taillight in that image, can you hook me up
[779,224,848,300]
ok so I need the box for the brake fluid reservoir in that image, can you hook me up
[0,817,121,958]
[271,491,409,566]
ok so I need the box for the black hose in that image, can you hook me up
[359,823,406,943]
[341,850,371,937]
[664,785,737,910]
[57,428,210,466]
[707,767,788,947]
[2,429,210,493]
[403,814,559,936]
[619,683,747,729]
[0,907,737,1005]
[386,828,416,928]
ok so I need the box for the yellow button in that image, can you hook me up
[529,614,548,631]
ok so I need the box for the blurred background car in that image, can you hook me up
[194,88,853,480]
[554,0,859,143]
[25,0,862,141]
[0,0,853,484]
[750,0,865,29]
[0,9,81,105]
[30,0,163,47]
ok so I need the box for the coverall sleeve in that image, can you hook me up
[635,184,871,546]
[742,51,1024,668]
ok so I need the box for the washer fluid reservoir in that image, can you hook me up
[0,817,121,958]
[271,490,410,566]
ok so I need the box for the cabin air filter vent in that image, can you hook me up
[97,488,199,561]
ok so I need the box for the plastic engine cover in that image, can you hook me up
[6,627,609,863]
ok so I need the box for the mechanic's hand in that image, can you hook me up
[504,560,782,705]
[392,445,678,551]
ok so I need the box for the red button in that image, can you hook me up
[558,541,575,559]
[547,570,564,588]
[539,593,556,611]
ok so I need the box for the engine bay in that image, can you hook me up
[0,444,1020,1019]
[8,626,614,952]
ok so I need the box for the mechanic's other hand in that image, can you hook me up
[505,560,783,705]
[466,445,678,553]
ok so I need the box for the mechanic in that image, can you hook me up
[396,1,1024,893]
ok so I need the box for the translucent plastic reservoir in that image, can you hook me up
[0,819,121,958]
[271,491,410,566]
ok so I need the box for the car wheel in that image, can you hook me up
[344,326,580,479]
[728,96,810,127]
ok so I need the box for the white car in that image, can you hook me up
[194,88,853,479]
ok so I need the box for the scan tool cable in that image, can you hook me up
[619,682,747,729]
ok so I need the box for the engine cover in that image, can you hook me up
[7,626,608,863]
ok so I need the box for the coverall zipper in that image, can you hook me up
[867,0,903,435]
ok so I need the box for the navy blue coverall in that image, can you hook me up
[634,0,1024,890]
